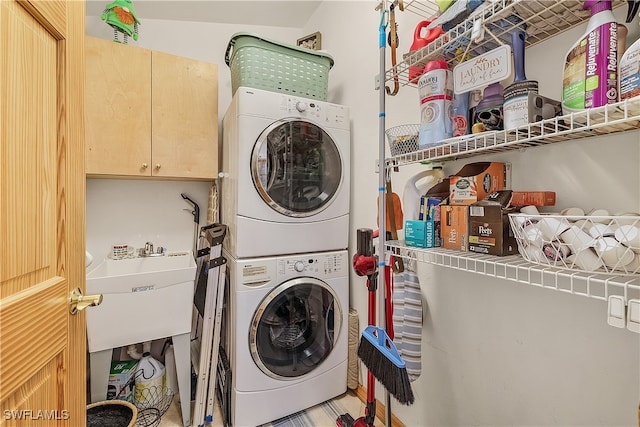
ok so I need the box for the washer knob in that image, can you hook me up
[294,261,305,272]
[295,101,308,112]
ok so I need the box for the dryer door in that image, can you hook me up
[251,119,342,218]
[250,277,343,379]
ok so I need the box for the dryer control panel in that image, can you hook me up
[277,250,348,280]
[279,96,349,129]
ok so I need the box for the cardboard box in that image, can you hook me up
[441,205,469,251]
[449,162,507,205]
[405,220,433,248]
[107,360,138,402]
[510,191,556,207]
[421,196,444,247]
[468,191,519,256]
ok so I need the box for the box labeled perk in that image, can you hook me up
[441,205,469,251]
[450,162,507,205]
[510,191,556,207]
[107,360,138,402]
[468,191,519,256]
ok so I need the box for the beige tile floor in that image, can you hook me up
[158,391,385,427]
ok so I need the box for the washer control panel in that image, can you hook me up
[277,250,347,280]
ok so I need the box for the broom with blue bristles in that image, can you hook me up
[356,2,415,409]
[354,226,414,408]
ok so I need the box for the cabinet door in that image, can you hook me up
[85,36,152,176]
[152,51,218,179]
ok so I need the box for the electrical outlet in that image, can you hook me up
[627,299,640,333]
[374,74,380,91]
[607,295,626,328]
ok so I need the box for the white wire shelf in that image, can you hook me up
[389,0,626,86]
[386,240,640,303]
[386,95,640,167]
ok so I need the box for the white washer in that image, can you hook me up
[226,249,349,427]
[221,87,351,258]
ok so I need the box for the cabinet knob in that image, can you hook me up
[141,163,148,169]
[155,164,161,170]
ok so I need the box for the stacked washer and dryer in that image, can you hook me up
[221,87,351,426]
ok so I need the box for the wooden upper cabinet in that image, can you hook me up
[85,36,218,179]
[152,51,218,179]
[85,36,152,176]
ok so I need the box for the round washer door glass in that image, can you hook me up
[250,277,342,379]
[252,119,342,217]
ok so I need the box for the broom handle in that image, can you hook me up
[378,2,387,321]
[379,5,395,427]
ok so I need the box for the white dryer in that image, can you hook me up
[225,249,349,427]
[221,87,350,258]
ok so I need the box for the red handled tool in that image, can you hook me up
[337,228,379,427]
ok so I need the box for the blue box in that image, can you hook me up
[419,196,444,247]
[405,220,434,248]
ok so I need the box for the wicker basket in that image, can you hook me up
[225,32,334,100]
[385,124,420,156]
[509,213,640,275]
[87,400,137,427]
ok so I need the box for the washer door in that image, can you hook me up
[250,277,342,380]
[251,119,342,218]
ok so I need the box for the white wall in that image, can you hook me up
[304,2,640,426]
[86,4,640,426]
[85,17,303,262]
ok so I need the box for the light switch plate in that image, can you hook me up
[607,295,626,328]
[627,299,640,333]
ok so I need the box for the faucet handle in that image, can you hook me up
[145,242,154,254]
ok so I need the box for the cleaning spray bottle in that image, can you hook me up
[562,0,618,112]
[402,165,446,221]
[619,28,640,100]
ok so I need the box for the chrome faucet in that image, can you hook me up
[139,242,165,257]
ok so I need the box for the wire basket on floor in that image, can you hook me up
[135,408,162,427]
[385,124,420,156]
[133,386,174,427]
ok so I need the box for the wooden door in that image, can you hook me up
[0,1,87,425]
[152,51,218,179]
[85,36,152,176]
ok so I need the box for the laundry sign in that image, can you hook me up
[453,44,512,94]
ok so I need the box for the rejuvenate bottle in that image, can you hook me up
[562,0,618,111]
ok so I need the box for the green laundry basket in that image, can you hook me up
[225,32,334,100]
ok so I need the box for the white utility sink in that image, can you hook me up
[86,251,196,427]
[85,250,197,353]
[87,252,196,294]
